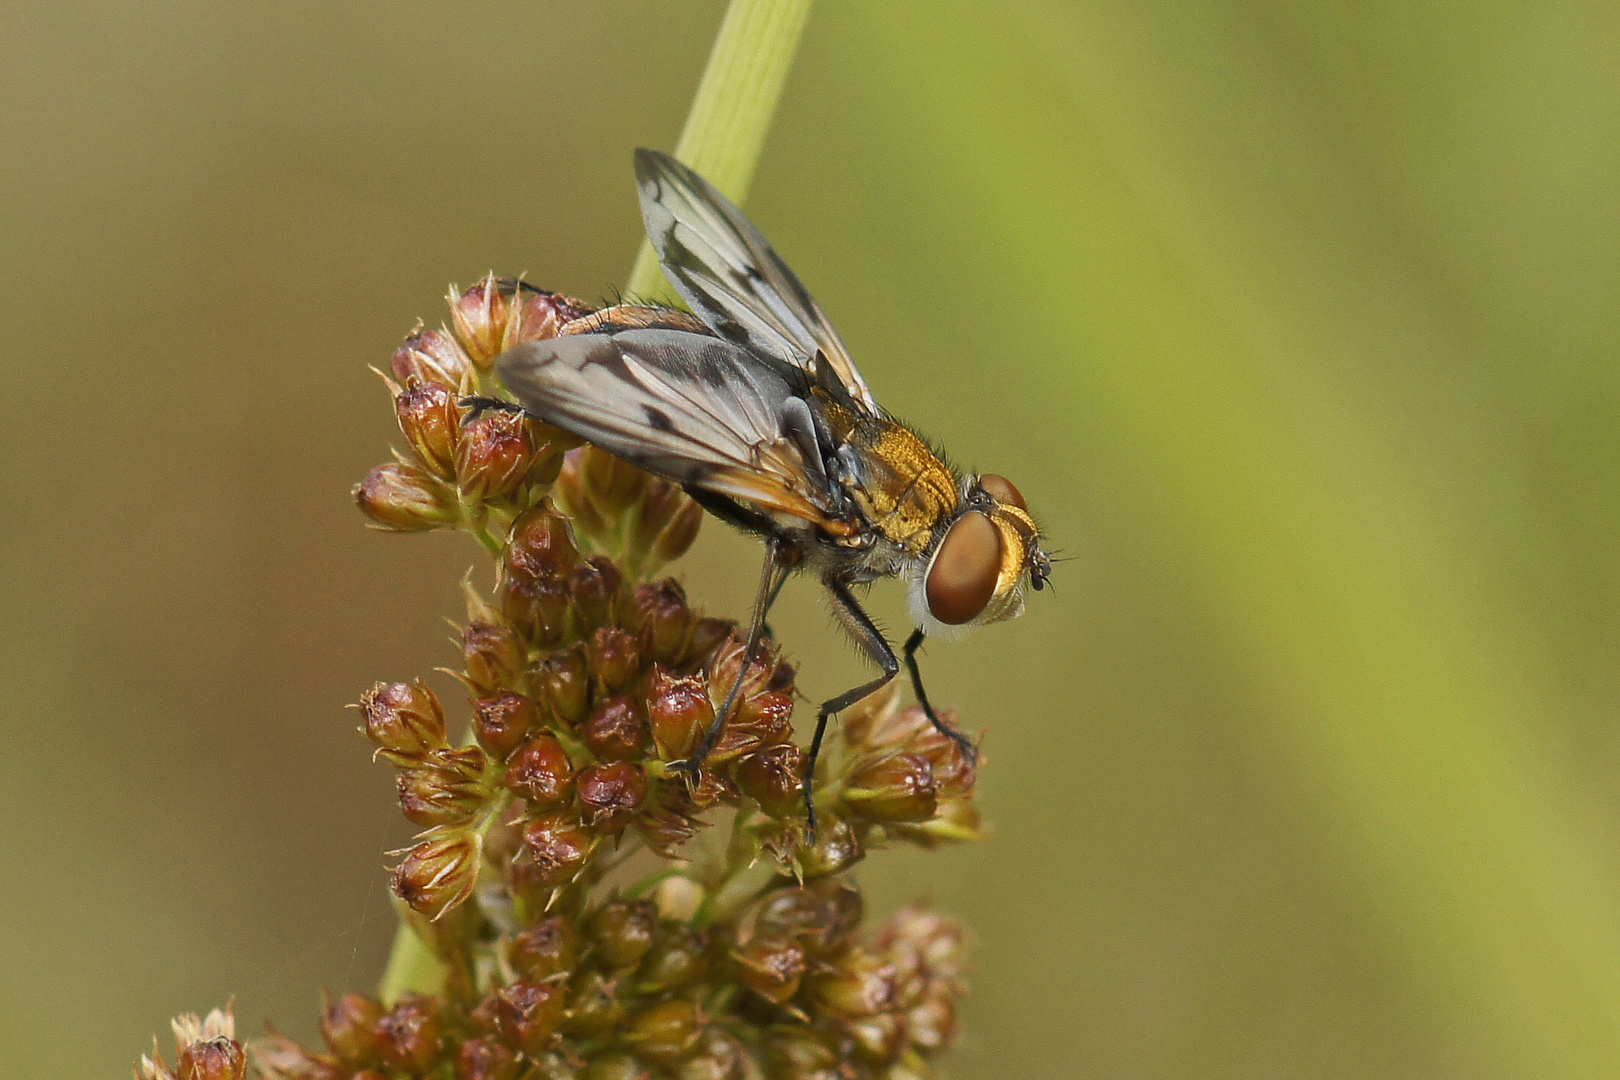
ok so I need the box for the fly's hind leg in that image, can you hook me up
[803,576,901,840]
[903,628,979,766]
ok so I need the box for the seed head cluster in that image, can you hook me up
[138,278,984,1080]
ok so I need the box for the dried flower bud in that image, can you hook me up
[552,450,609,540]
[518,809,594,888]
[374,994,444,1073]
[762,1032,840,1080]
[731,935,806,1004]
[647,670,714,762]
[625,580,692,666]
[810,948,896,1020]
[354,462,457,531]
[580,445,646,517]
[650,497,704,570]
[318,992,383,1065]
[577,760,647,834]
[391,328,475,392]
[397,745,490,827]
[796,815,864,878]
[394,381,461,480]
[456,411,538,504]
[505,505,579,583]
[586,626,642,694]
[491,980,565,1054]
[359,679,448,766]
[507,286,596,347]
[504,731,574,806]
[735,743,805,819]
[501,578,570,647]
[635,788,706,856]
[627,999,703,1065]
[672,1031,748,1080]
[591,899,658,968]
[461,621,526,696]
[454,1036,520,1080]
[136,1009,246,1080]
[635,923,709,993]
[507,915,578,980]
[391,831,480,918]
[842,752,937,824]
[848,1012,906,1065]
[685,618,735,666]
[563,971,626,1038]
[538,644,590,725]
[569,556,624,630]
[242,1034,341,1080]
[580,695,650,761]
[905,997,957,1054]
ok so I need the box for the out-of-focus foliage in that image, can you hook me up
[1,2,1616,1078]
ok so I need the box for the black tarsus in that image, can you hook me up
[902,628,979,765]
[459,395,527,420]
[801,575,902,840]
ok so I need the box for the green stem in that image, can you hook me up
[625,0,816,302]
[377,0,812,1002]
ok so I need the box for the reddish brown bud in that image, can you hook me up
[569,556,624,630]
[391,832,480,918]
[578,760,647,833]
[563,971,626,1038]
[176,1039,247,1080]
[735,743,806,819]
[500,578,570,647]
[391,328,475,392]
[591,899,658,968]
[586,626,642,694]
[552,450,609,540]
[797,815,864,878]
[454,1036,519,1080]
[374,994,443,1073]
[505,505,578,583]
[538,645,590,725]
[354,462,457,531]
[731,935,806,1004]
[518,809,594,888]
[461,621,526,696]
[447,277,511,368]
[580,695,650,761]
[507,287,596,347]
[397,745,490,827]
[456,411,538,504]
[318,992,383,1065]
[503,731,574,806]
[394,381,461,480]
[471,692,537,761]
[626,580,692,665]
[685,619,735,666]
[507,915,578,980]
[635,788,705,856]
[647,670,714,762]
[843,752,937,824]
[359,680,448,766]
[628,999,703,1065]
[491,980,565,1055]
[635,924,709,993]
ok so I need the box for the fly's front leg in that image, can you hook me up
[902,628,979,766]
[803,576,900,840]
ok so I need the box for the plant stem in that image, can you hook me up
[624,0,816,303]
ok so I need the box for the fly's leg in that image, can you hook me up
[902,628,979,766]
[670,537,791,776]
[803,576,900,840]
[458,395,527,420]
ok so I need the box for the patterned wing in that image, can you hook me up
[634,148,879,413]
[496,328,846,529]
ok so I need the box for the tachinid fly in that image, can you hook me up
[491,149,1051,834]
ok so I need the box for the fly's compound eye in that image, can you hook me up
[978,473,1026,511]
[925,512,1004,625]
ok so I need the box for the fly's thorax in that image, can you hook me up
[838,417,960,552]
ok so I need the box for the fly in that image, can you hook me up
[490,149,1051,835]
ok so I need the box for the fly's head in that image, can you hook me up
[909,473,1049,635]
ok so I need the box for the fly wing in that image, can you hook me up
[634,148,879,413]
[497,328,846,529]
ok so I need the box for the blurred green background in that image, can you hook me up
[4,1,1619,1077]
